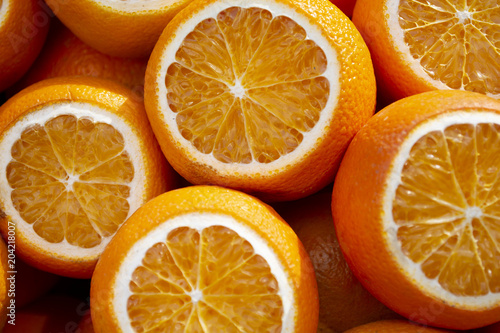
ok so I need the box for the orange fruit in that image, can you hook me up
[7,19,148,97]
[343,320,455,333]
[274,191,401,333]
[332,90,500,330]
[0,237,8,330]
[90,185,318,332]
[0,0,50,92]
[3,294,87,333]
[45,0,194,58]
[0,77,177,278]
[144,0,376,202]
[353,0,500,103]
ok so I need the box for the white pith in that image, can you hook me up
[0,0,9,26]
[382,111,500,308]
[113,212,296,333]
[90,0,172,12]
[0,102,147,260]
[155,0,341,176]
[385,0,500,99]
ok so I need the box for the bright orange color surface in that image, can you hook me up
[45,0,193,58]
[353,0,500,103]
[8,19,148,96]
[332,90,500,330]
[91,185,318,332]
[0,0,50,91]
[145,0,376,202]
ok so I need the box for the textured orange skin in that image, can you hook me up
[145,0,376,202]
[343,320,455,333]
[0,0,50,92]
[0,238,8,330]
[275,191,401,333]
[7,19,148,96]
[332,90,500,330]
[0,77,179,278]
[45,0,193,58]
[352,0,439,104]
[90,185,319,333]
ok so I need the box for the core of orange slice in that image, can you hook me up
[0,77,176,278]
[353,0,500,102]
[145,0,376,201]
[91,185,319,332]
[332,90,500,330]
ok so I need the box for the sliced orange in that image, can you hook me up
[0,0,50,91]
[90,185,318,332]
[145,0,376,202]
[45,0,194,58]
[353,0,500,102]
[332,90,500,330]
[0,77,177,278]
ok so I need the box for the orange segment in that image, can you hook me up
[165,7,329,165]
[128,225,282,331]
[393,122,500,297]
[399,0,500,93]
[6,114,133,248]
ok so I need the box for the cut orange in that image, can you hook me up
[343,320,454,333]
[90,185,318,332]
[145,0,376,202]
[0,0,50,91]
[7,19,148,97]
[0,77,177,278]
[332,90,500,330]
[45,0,194,58]
[353,0,500,102]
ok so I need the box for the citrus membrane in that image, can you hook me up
[154,0,340,174]
[387,0,500,97]
[384,111,500,307]
[0,102,146,259]
[114,212,295,332]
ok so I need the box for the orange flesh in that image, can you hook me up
[393,121,500,296]
[399,0,500,95]
[7,114,134,248]
[128,225,283,332]
[165,6,329,164]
